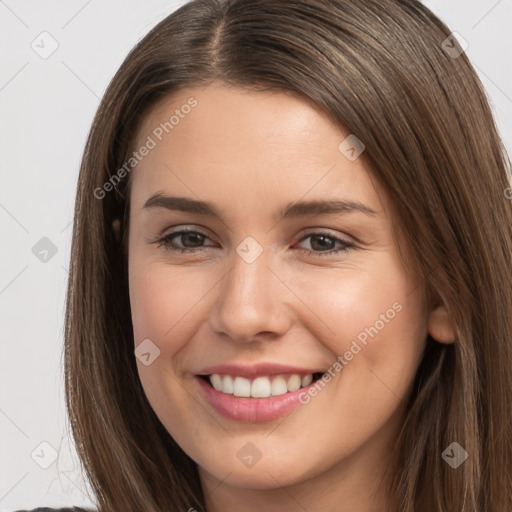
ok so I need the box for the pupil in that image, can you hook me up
[183,232,204,247]
[311,235,333,251]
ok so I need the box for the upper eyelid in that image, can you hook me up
[160,226,354,246]
[162,227,215,242]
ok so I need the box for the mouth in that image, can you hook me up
[198,372,325,398]
[194,362,330,421]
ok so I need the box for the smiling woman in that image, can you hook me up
[55,0,512,511]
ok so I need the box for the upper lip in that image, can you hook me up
[196,362,326,379]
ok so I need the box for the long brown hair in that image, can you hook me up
[64,1,512,510]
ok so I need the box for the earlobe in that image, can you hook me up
[427,304,456,344]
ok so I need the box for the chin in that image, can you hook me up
[199,458,313,490]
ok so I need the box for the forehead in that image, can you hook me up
[129,83,387,218]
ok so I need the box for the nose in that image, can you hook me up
[209,248,292,344]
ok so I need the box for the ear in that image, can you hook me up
[427,304,456,344]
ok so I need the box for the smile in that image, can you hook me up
[202,373,324,397]
[195,363,328,422]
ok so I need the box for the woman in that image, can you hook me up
[28,0,512,511]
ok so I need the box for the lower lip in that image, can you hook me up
[196,376,317,422]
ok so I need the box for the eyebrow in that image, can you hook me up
[143,193,378,223]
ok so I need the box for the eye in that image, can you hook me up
[155,228,215,253]
[295,231,356,257]
[153,228,356,257]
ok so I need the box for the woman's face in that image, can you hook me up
[127,82,429,494]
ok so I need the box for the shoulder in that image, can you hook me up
[14,508,96,512]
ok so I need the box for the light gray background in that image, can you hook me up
[1,0,511,510]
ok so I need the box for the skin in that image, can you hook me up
[127,82,455,512]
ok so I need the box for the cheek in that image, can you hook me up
[292,258,426,351]
[129,262,204,427]
[294,258,427,404]
[129,262,203,353]
[130,250,427,379]
[129,270,169,345]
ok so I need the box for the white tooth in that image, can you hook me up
[233,376,251,397]
[301,374,313,387]
[210,374,223,391]
[223,375,234,394]
[251,376,271,398]
[287,374,301,392]
[271,376,288,396]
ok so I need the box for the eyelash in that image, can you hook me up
[154,228,356,257]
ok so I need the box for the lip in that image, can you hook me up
[196,362,325,379]
[195,373,324,423]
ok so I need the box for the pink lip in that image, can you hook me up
[196,362,324,379]
[196,375,321,422]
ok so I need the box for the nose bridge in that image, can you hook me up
[210,241,290,342]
